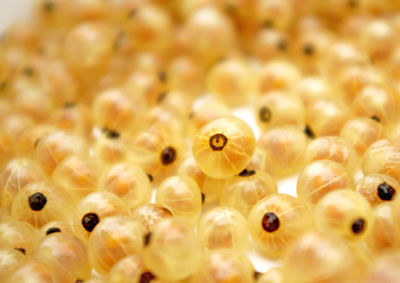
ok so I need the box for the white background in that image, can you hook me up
[0,0,32,32]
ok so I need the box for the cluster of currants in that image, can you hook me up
[1,0,400,282]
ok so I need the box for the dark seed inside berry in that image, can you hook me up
[377,182,396,201]
[34,138,41,148]
[128,9,137,18]
[0,81,7,90]
[259,106,271,122]
[371,115,381,122]
[82,213,100,232]
[46,227,61,235]
[106,130,120,139]
[351,218,365,234]
[23,67,34,77]
[43,1,55,12]
[201,192,206,204]
[113,31,125,50]
[304,125,315,139]
[262,20,274,28]
[28,192,47,211]
[63,102,76,108]
[157,71,167,82]
[303,43,315,56]
[239,169,256,177]
[147,174,154,183]
[262,212,280,232]
[277,39,287,51]
[140,272,156,283]
[157,92,168,103]
[254,271,262,279]
[225,4,235,13]
[144,232,152,247]
[347,0,358,8]
[160,146,177,165]
[209,133,228,151]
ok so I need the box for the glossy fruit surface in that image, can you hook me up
[356,173,399,206]
[283,232,364,283]
[72,191,129,241]
[248,194,312,258]
[314,190,374,241]
[11,181,72,228]
[257,126,307,177]
[193,115,255,179]
[297,160,355,206]
[142,218,202,281]
[221,170,277,216]
[99,162,151,211]
[88,215,145,275]
[156,175,202,223]
[198,207,248,252]
[191,250,254,283]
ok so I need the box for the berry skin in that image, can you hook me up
[220,170,277,216]
[0,158,46,211]
[314,190,374,241]
[131,203,173,233]
[87,216,145,275]
[32,233,90,280]
[366,203,398,253]
[72,191,129,241]
[362,140,400,184]
[248,194,312,258]
[142,218,202,281]
[107,255,156,283]
[0,220,39,256]
[11,181,72,228]
[297,160,355,206]
[304,136,358,173]
[258,126,308,177]
[99,162,152,211]
[255,91,305,131]
[0,248,25,278]
[356,173,399,206]
[197,207,248,252]
[191,250,254,283]
[283,232,364,283]
[193,115,256,179]
[156,175,202,224]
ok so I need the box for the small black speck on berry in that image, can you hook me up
[262,212,280,232]
[371,115,381,122]
[238,169,256,177]
[351,218,365,234]
[43,1,55,12]
[303,43,315,56]
[160,146,176,165]
[140,272,156,283]
[82,213,99,232]
[106,130,120,139]
[28,192,47,211]
[144,232,152,247]
[46,227,61,235]
[304,125,315,139]
[377,182,396,201]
